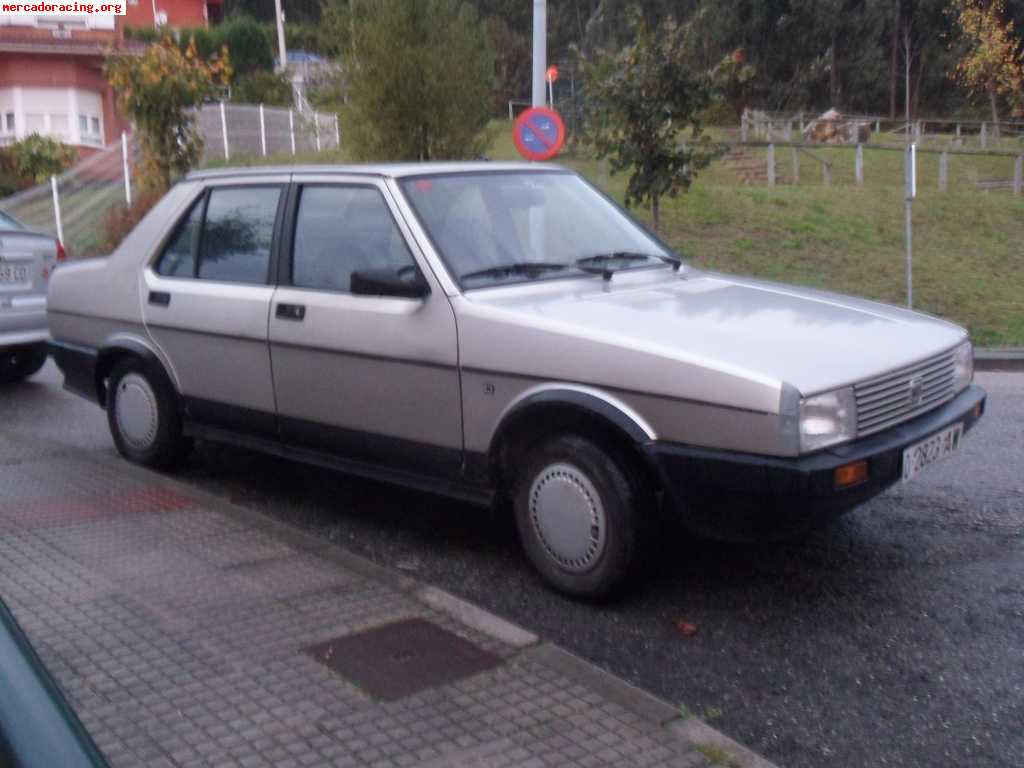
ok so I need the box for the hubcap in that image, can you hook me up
[115,373,159,451]
[529,463,607,572]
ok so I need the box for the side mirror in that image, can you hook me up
[350,268,430,299]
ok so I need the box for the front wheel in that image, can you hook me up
[512,434,644,599]
[107,358,191,469]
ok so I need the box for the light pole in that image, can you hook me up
[274,0,288,74]
[532,0,546,108]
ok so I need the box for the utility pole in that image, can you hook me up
[532,0,546,108]
[274,0,287,74]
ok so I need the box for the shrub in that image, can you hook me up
[217,15,273,75]
[4,134,76,183]
[99,189,163,253]
[232,70,293,106]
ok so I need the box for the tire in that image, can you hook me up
[512,434,644,599]
[0,343,47,385]
[106,357,191,469]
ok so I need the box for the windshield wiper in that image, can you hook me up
[575,251,682,280]
[460,261,572,282]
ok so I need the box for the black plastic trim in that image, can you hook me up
[47,340,98,403]
[645,385,987,540]
[185,423,490,507]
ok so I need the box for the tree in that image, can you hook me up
[106,39,231,193]
[951,0,1024,121]
[343,0,494,161]
[579,8,723,232]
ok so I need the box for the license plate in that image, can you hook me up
[0,264,29,285]
[902,423,964,482]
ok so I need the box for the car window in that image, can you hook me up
[291,185,416,293]
[0,210,21,230]
[197,187,280,284]
[155,197,204,278]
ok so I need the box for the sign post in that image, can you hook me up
[546,65,558,109]
[905,143,916,309]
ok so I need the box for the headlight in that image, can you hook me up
[952,340,973,393]
[800,387,857,453]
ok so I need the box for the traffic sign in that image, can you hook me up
[546,65,559,84]
[512,107,565,162]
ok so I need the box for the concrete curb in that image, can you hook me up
[976,348,1024,372]
[15,433,779,768]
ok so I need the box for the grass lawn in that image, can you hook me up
[203,122,1024,346]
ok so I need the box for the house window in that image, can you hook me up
[79,115,88,134]
[3,113,13,132]
[91,116,100,135]
[50,114,68,138]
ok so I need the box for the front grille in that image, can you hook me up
[854,349,957,436]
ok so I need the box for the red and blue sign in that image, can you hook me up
[513,107,566,162]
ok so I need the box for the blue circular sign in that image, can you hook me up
[513,107,566,161]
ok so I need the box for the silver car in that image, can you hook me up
[1,210,61,385]
[46,164,986,597]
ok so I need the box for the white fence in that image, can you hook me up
[196,102,340,164]
[0,102,341,256]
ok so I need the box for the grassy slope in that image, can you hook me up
[486,127,1024,346]
[202,124,1024,346]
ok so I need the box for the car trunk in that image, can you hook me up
[1,228,58,335]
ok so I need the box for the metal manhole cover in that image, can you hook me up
[305,618,502,700]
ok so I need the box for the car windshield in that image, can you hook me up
[399,171,676,288]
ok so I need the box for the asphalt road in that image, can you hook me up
[4,362,1022,768]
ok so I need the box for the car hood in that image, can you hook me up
[458,269,966,398]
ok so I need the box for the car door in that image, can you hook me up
[142,178,287,436]
[268,176,462,477]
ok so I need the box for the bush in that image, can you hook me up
[99,189,163,253]
[4,134,75,183]
[232,70,293,106]
[218,15,273,75]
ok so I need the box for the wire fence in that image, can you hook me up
[0,102,341,257]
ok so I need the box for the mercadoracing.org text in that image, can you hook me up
[2,2,124,13]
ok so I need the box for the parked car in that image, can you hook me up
[0,210,62,385]
[0,599,108,768]
[46,164,986,597]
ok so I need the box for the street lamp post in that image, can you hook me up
[532,0,546,108]
[274,0,287,74]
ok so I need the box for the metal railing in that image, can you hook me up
[0,102,342,257]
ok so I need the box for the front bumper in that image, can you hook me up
[643,384,987,541]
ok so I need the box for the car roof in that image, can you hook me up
[185,161,570,182]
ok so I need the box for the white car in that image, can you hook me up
[47,164,986,597]
[1,210,62,384]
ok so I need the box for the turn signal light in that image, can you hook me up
[55,239,67,262]
[834,460,868,489]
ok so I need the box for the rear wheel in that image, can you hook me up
[107,358,191,469]
[0,343,47,385]
[512,434,644,599]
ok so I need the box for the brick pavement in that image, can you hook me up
[0,430,763,768]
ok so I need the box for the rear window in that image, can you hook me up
[0,211,22,230]
[154,186,281,284]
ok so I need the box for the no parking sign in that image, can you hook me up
[512,107,566,162]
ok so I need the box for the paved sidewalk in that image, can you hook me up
[0,430,773,768]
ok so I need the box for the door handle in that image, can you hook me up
[148,291,171,307]
[275,303,306,321]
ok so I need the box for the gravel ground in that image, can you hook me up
[6,363,1023,768]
